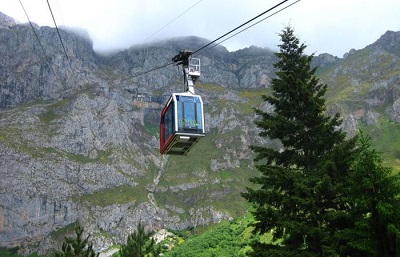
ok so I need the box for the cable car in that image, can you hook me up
[160,50,205,155]
[160,92,205,155]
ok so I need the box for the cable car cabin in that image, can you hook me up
[160,93,205,155]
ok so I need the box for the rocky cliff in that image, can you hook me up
[0,12,97,109]
[320,30,400,138]
[1,11,400,255]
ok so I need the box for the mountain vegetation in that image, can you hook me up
[243,26,357,256]
[338,133,400,256]
[54,221,98,257]
[0,11,400,256]
[162,214,254,257]
[119,222,161,257]
[242,26,400,257]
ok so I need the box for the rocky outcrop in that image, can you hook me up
[312,53,340,67]
[0,16,97,109]
[0,13,290,252]
[369,30,400,57]
[98,40,277,93]
[387,98,400,122]
[0,12,18,28]
[0,82,241,251]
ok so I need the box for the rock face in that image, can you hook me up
[0,13,96,109]
[0,12,269,253]
[0,12,17,28]
[370,30,400,58]
[1,11,400,255]
[312,53,340,67]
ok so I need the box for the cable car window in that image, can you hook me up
[164,101,174,143]
[177,95,203,132]
[195,99,203,129]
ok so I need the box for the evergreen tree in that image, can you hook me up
[337,133,400,256]
[242,26,357,256]
[54,221,99,257]
[119,221,161,257]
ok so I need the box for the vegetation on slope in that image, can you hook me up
[319,46,400,172]
[155,129,256,219]
[359,116,400,171]
[163,212,255,257]
[0,248,39,257]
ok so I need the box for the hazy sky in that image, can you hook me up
[1,0,399,57]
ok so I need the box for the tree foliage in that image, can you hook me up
[163,219,253,257]
[242,26,357,256]
[54,221,98,257]
[119,222,161,257]
[337,133,400,256]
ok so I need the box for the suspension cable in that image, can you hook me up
[115,0,300,83]
[142,0,204,44]
[46,0,73,72]
[118,0,205,82]
[125,0,297,80]
[18,0,60,83]
[120,61,176,82]
[192,0,290,55]
[195,0,301,56]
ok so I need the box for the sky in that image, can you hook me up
[1,0,399,57]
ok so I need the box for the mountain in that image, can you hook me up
[1,11,400,254]
[319,30,400,163]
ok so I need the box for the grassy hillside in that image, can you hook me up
[359,116,400,172]
[163,217,253,257]
[154,129,256,220]
[319,49,400,172]
[0,248,39,257]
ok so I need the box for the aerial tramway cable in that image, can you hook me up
[18,0,60,83]
[118,1,207,82]
[46,0,97,87]
[46,0,74,73]
[194,0,301,55]
[21,0,82,86]
[192,0,291,55]
[141,0,204,44]
[23,0,300,84]
[121,0,300,81]
[20,0,205,87]
[120,61,176,82]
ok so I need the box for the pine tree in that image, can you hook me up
[54,221,99,257]
[242,26,357,256]
[337,133,400,256]
[119,221,161,257]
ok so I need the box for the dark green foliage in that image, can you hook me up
[163,218,252,257]
[242,26,357,256]
[119,222,161,257]
[54,221,99,257]
[0,248,40,257]
[337,133,400,256]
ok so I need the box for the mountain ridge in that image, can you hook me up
[0,11,18,28]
